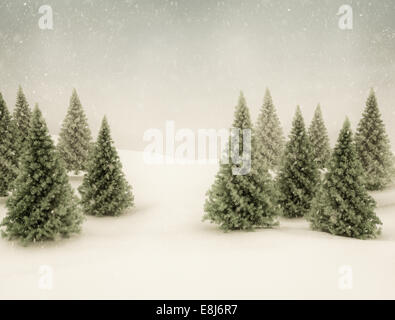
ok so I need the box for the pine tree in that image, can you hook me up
[277,106,319,218]
[13,86,32,158]
[0,93,18,196]
[255,88,285,169]
[355,89,394,190]
[308,118,382,239]
[308,104,331,169]
[0,105,84,244]
[79,117,134,216]
[57,89,93,174]
[203,92,279,231]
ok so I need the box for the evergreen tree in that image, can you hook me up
[203,92,279,231]
[0,93,18,196]
[355,89,394,190]
[277,106,319,218]
[13,86,32,158]
[308,104,331,169]
[79,116,134,216]
[57,89,93,174]
[255,88,285,169]
[0,105,84,243]
[308,119,382,239]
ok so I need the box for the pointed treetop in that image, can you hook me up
[100,116,111,133]
[233,91,252,129]
[238,90,246,104]
[102,115,109,126]
[296,105,301,113]
[254,87,285,168]
[293,105,304,124]
[311,104,324,120]
[0,93,10,117]
[32,103,43,121]
[263,88,273,104]
[343,116,351,128]
[16,85,28,102]
[70,88,82,106]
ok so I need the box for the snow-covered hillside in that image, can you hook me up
[0,150,394,299]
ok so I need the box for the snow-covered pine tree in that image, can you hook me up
[308,104,331,169]
[57,89,93,174]
[79,116,134,216]
[355,89,394,190]
[277,106,319,218]
[255,88,285,169]
[0,105,84,243]
[0,93,18,196]
[13,86,32,158]
[308,118,382,239]
[203,92,279,231]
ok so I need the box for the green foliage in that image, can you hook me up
[255,88,285,169]
[277,106,319,218]
[0,93,18,196]
[58,89,93,174]
[355,89,394,190]
[79,117,134,216]
[13,86,32,159]
[308,104,331,168]
[308,119,382,239]
[1,105,84,244]
[203,92,279,231]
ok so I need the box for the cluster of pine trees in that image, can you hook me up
[0,87,134,244]
[204,89,393,239]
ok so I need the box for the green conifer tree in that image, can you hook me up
[79,117,134,216]
[57,89,93,174]
[203,92,279,231]
[255,88,285,169]
[277,106,319,218]
[308,104,331,169]
[13,86,32,158]
[0,105,84,243]
[355,89,394,190]
[0,93,18,196]
[308,119,382,239]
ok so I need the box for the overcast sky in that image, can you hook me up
[1,0,395,150]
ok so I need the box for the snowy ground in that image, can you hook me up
[0,150,395,299]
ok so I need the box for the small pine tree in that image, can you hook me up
[57,89,93,174]
[79,117,134,216]
[277,106,319,218]
[308,104,331,169]
[0,93,18,196]
[13,86,32,158]
[0,105,84,243]
[355,89,394,190]
[255,88,285,169]
[308,119,382,239]
[203,92,279,231]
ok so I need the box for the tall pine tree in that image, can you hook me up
[0,93,18,196]
[13,85,32,158]
[57,89,93,174]
[277,106,319,218]
[203,92,279,231]
[355,89,394,190]
[79,116,134,216]
[308,118,382,239]
[0,105,84,243]
[308,104,331,169]
[255,88,285,169]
